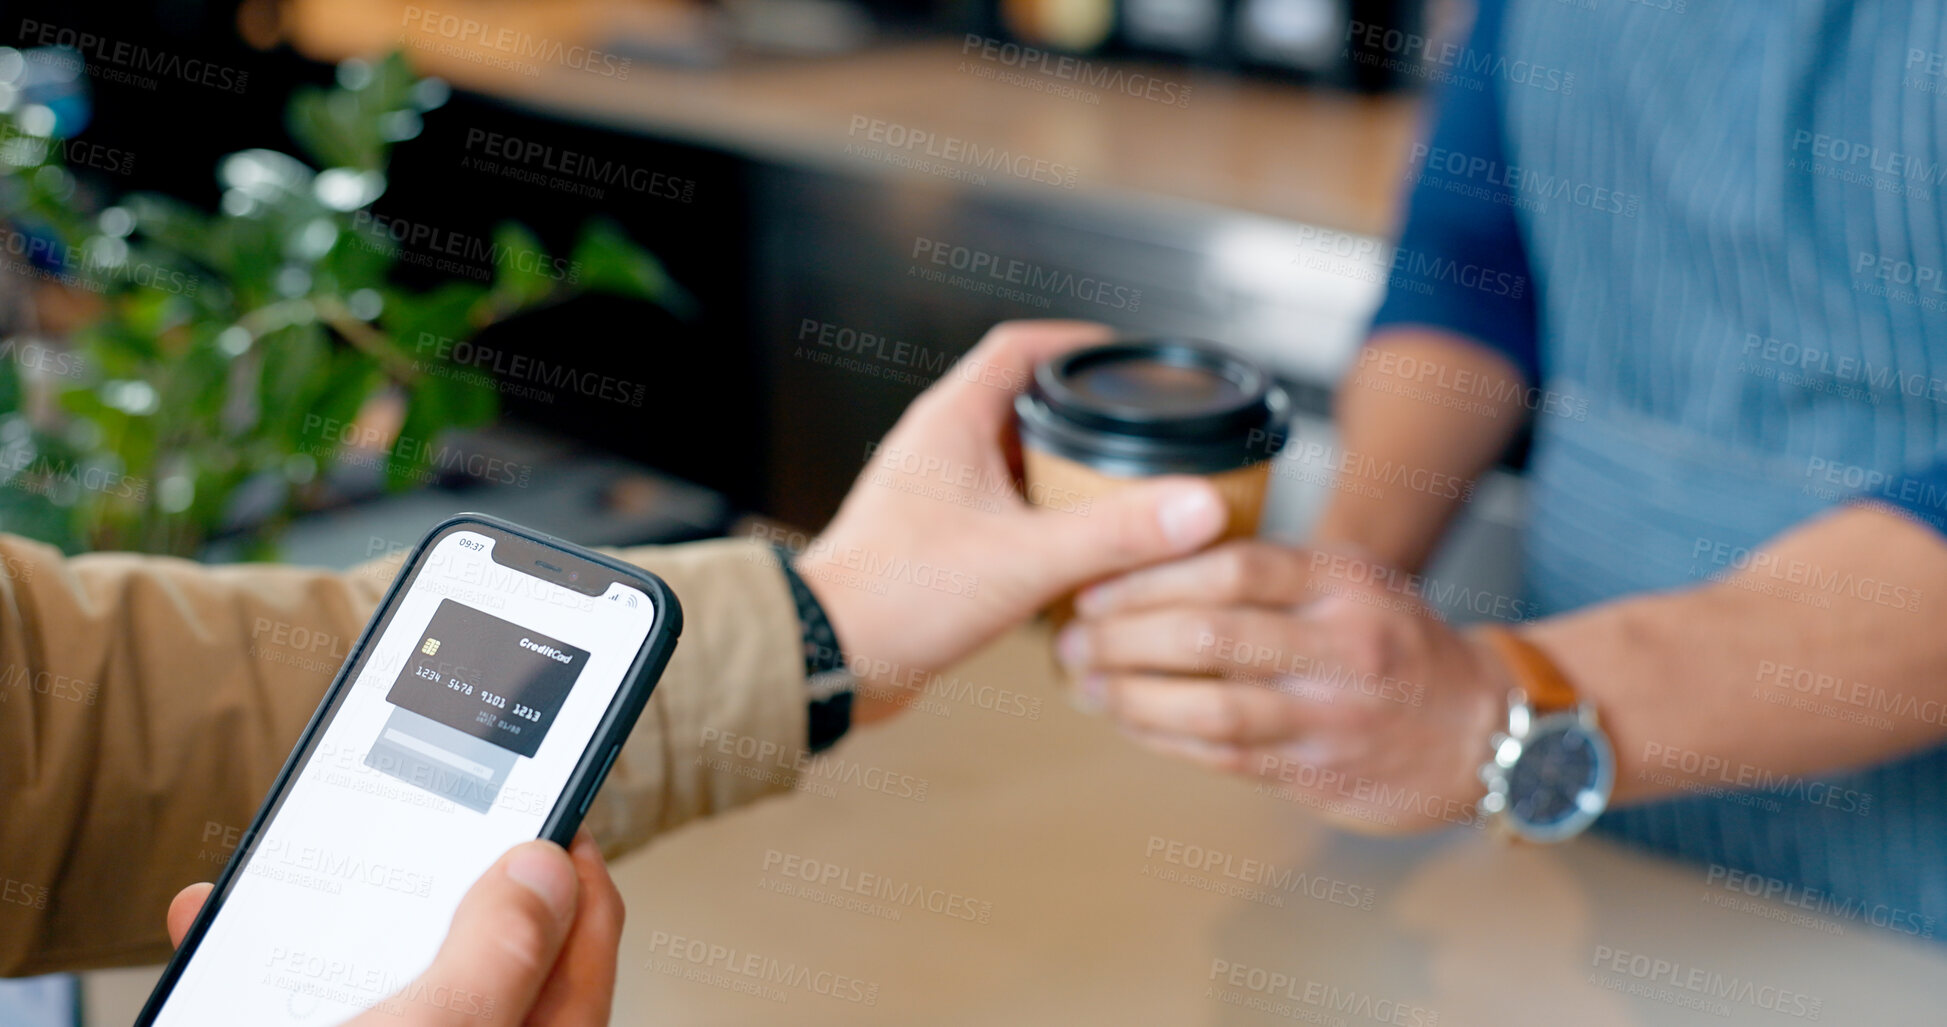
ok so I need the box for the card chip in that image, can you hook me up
[421,638,441,656]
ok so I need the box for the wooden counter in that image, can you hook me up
[287,0,1418,235]
[606,623,1947,1024]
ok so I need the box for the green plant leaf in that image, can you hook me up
[569,220,694,316]
[257,322,329,448]
[0,356,21,415]
[379,280,490,367]
[124,193,222,273]
[489,222,559,308]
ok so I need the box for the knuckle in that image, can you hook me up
[493,908,554,972]
[1183,613,1226,655]
[1206,691,1250,742]
[1210,545,1251,598]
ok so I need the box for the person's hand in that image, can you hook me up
[167,830,623,1026]
[1058,540,1510,833]
[802,320,1229,721]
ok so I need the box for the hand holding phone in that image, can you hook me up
[165,829,622,1027]
[139,515,679,1026]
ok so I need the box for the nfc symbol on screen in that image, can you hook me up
[607,593,638,608]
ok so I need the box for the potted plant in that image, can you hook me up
[0,51,683,556]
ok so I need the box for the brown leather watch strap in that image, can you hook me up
[1477,626,1579,713]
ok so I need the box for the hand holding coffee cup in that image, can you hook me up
[797,321,1232,723]
[1014,338,1292,627]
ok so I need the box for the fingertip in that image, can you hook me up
[1152,479,1226,551]
[503,840,577,926]
[166,882,215,948]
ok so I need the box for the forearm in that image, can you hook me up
[1519,504,1947,805]
[1312,329,1530,571]
[0,534,805,976]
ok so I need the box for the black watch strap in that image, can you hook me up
[772,543,854,752]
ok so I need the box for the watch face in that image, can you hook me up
[1506,717,1614,841]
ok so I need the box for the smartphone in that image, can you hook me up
[136,513,682,1027]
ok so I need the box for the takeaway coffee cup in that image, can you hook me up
[1015,338,1291,620]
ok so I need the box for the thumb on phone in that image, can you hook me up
[344,839,579,1026]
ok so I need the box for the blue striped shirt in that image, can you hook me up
[1371,0,1947,937]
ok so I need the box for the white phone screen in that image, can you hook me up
[151,528,655,1026]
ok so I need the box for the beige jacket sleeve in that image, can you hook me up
[0,534,805,977]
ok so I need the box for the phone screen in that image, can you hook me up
[149,527,657,1026]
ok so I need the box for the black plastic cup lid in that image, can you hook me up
[1015,338,1290,476]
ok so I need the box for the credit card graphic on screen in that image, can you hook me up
[364,600,591,811]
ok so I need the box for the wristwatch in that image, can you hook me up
[1474,626,1614,843]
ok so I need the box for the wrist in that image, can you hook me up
[1309,506,1438,575]
[1466,624,1616,843]
[789,548,909,724]
[771,544,854,751]
[1457,627,1517,803]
